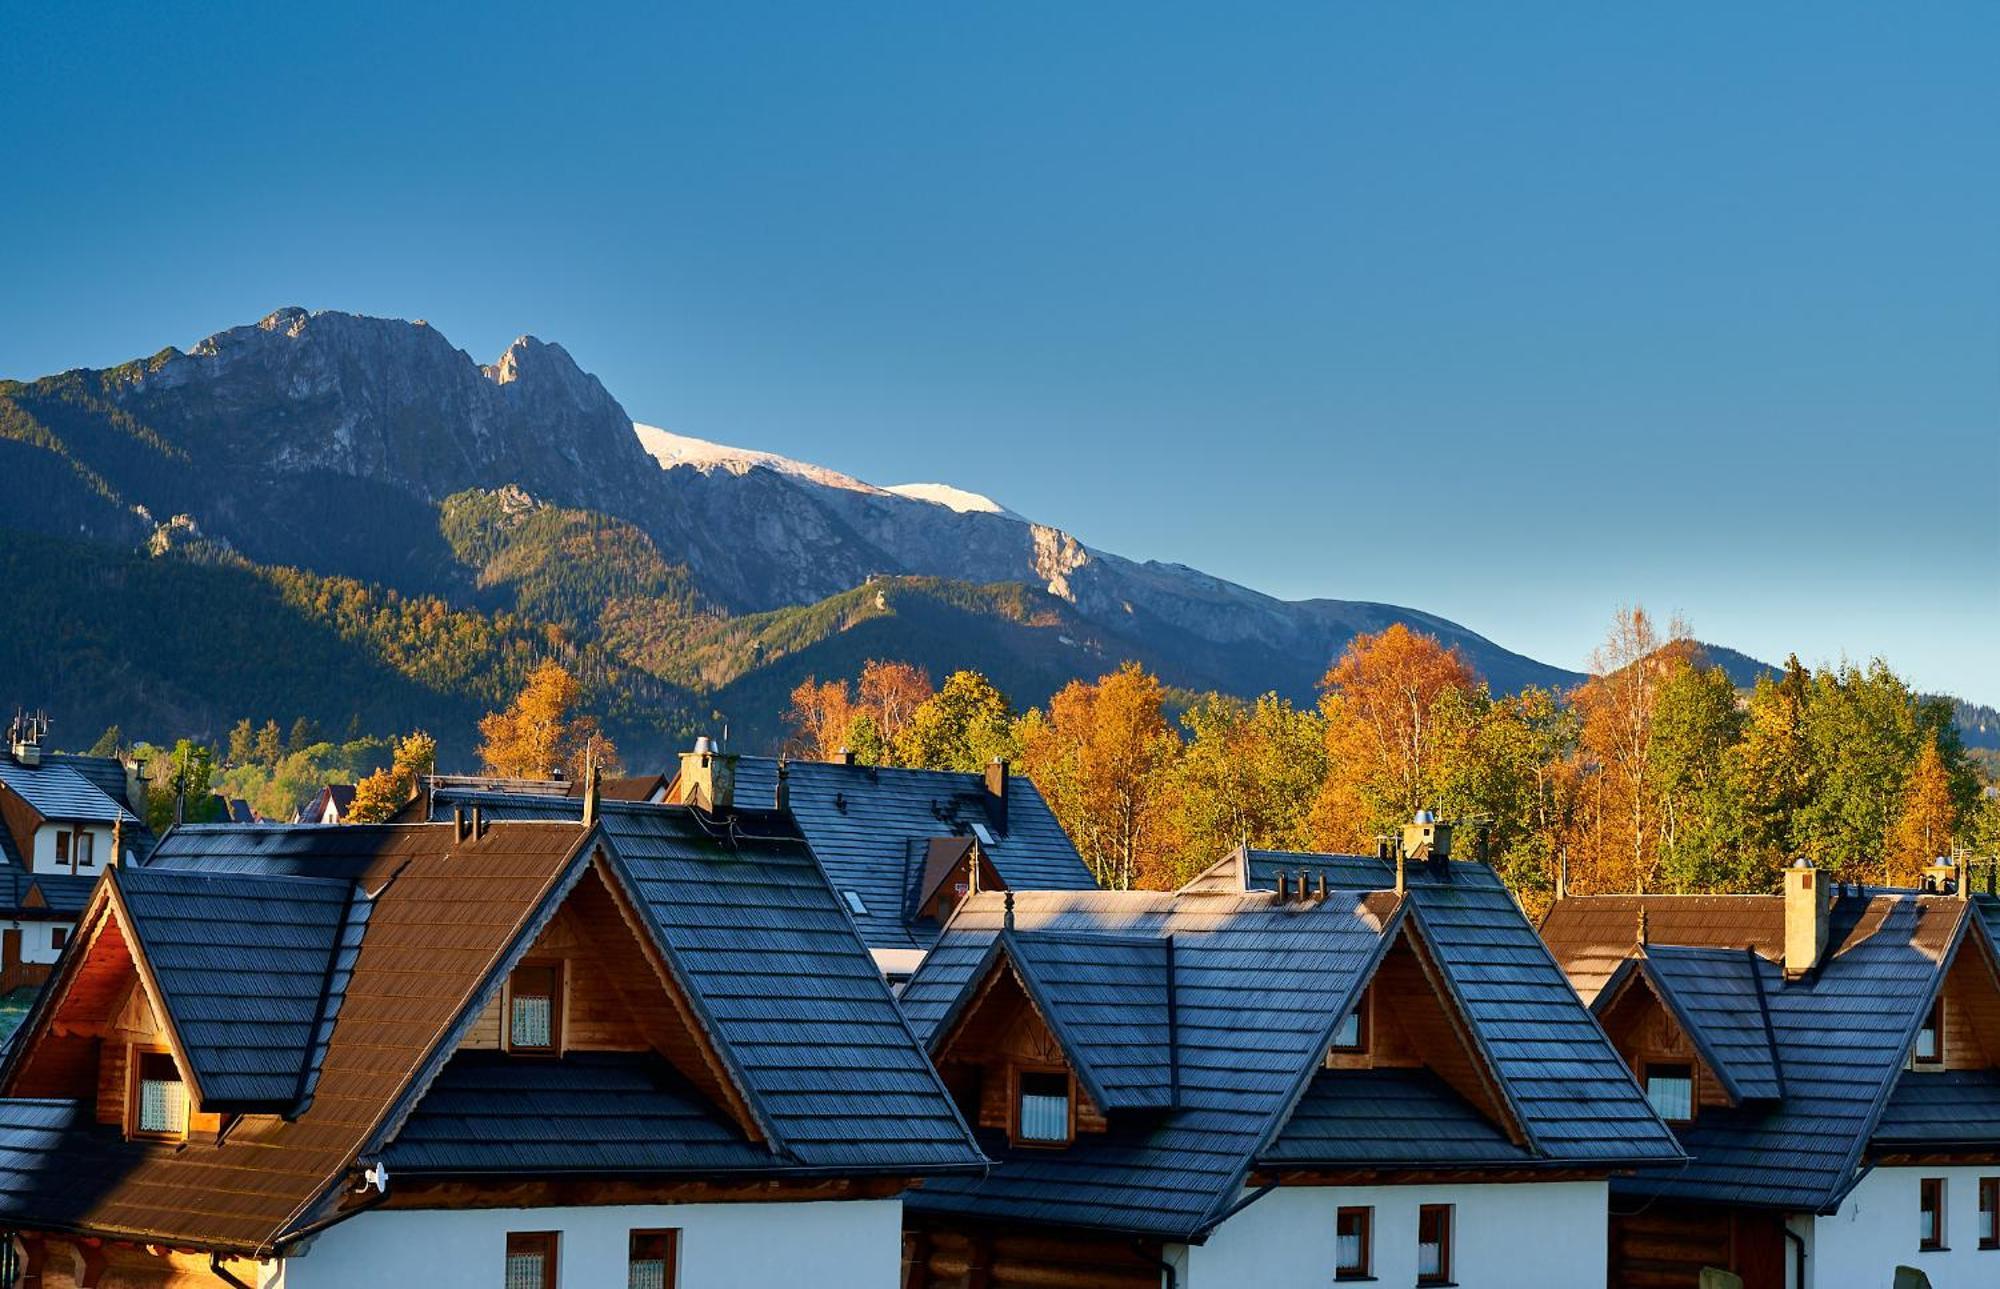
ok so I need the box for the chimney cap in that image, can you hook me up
[692,735,716,756]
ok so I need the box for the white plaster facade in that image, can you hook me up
[28,821,117,874]
[259,1197,906,1288]
[1789,1164,2000,1289]
[7,918,71,964]
[1166,1180,1610,1288]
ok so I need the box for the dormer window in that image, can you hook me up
[506,962,564,1054]
[1644,1062,1694,1123]
[1326,990,1369,1063]
[129,1050,187,1139]
[53,828,94,873]
[1913,998,1944,1069]
[1015,1068,1073,1145]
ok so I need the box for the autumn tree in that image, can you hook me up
[1163,693,1326,883]
[477,660,619,781]
[227,718,256,766]
[1569,607,1695,893]
[1437,684,1582,908]
[898,670,1014,772]
[1309,624,1482,852]
[1649,660,1751,892]
[1887,739,1958,886]
[859,661,934,756]
[1737,656,1816,859]
[1016,663,1179,890]
[783,676,857,761]
[348,731,439,824]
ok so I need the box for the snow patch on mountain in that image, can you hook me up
[635,423,1024,521]
[883,482,1020,519]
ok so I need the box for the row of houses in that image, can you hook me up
[0,738,1994,1287]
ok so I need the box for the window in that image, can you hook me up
[49,926,67,951]
[841,890,868,916]
[1417,1204,1454,1285]
[505,1232,558,1289]
[1920,1178,1947,1251]
[73,831,93,869]
[506,962,563,1053]
[1336,1206,1372,1280]
[628,1229,678,1289]
[1330,991,1368,1055]
[1981,1177,1999,1251]
[1914,999,1944,1068]
[1015,1069,1072,1145]
[1645,1062,1695,1123]
[53,830,69,869]
[131,1050,186,1138]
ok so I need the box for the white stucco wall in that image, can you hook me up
[1172,1180,1609,1288]
[1799,1164,2000,1289]
[266,1197,905,1289]
[12,918,72,964]
[29,822,115,873]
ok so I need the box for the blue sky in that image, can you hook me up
[4,4,1995,699]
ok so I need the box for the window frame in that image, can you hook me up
[1913,998,1945,1069]
[49,925,67,951]
[628,1228,679,1289]
[126,1046,188,1141]
[1980,1177,1999,1251]
[1417,1202,1454,1286]
[504,959,565,1056]
[73,830,93,869]
[53,829,69,870]
[1329,988,1371,1056]
[1011,1064,1075,1148]
[504,1230,559,1289]
[1920,1177,1947,1252]
[1335,1204,1373,1281]
[1643,1061,1697,1124]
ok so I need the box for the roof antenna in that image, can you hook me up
[1004,889,1015,931]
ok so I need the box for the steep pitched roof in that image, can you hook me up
[1265,1067,1531,1167]
[0,821,587,1254]
[722,757,1096,950]
[109,865,366,1109]
[1228,849,1683,1165]
[1545,889,1979,1211]
[899,870,1678,1242]
[0,811,984,1253]
[934,929,1176,1113]
[1604,946,1783,1103]
[1873,1069,2000,1149]
[0,760,140,825]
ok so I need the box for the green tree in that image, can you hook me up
[1164,692,1326,883]
[897,670,1015,772]
[86,724,122,758]
[288,717,320,754]
[227,718,256,766]
[1738,656,1815,859]
[143,739,222,832]
[255,719,284,766]
[1650,661,1752,892]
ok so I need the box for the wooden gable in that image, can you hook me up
[1934,926,2000,1070]
[1595,965,1732,1112]
[932,953,1109,1139]
[453,857,768,1145]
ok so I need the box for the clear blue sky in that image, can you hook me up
[5,4,1995,699]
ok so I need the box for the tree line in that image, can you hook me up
[783,608,1996,904]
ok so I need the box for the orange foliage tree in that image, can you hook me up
[477,660,618,781]
[1888,738,1959,886]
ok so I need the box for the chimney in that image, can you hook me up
[983,758,1010,834]
[1784,860,1830,978]
[1275,871,1291,903]
[470,806,485,840]
[453,805,468,843]
[1919,856,1961,897]
[1314,870,1328,903]
[1401,810,1453,864]
[834,747,857,767]
[581,757,601,827]
[677,736,738,813]
[775,758,791,811]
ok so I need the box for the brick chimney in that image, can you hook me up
[1784,860,1830,979]
[678,736,737,813]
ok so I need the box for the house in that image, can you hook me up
[1539,859,2000,1288]
[0,797,985,1287]
[415,743,1098,981]
[0,728,148,995]
[892,821,1684,1288]
[293,782,356,824]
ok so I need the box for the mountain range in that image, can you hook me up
[0,306,1876,761]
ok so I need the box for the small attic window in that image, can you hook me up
[507,962,563,1054]
[130,1050,187,1139]
[1015,1069,1073,1146]
[1645,1062,1694,1123]
[1913,998,1945,1069]
[970,822,996,848]
[1327,990,1369,1059]
[842,890,869,916]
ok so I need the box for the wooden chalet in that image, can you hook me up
[1541,859,2000,1289]
[892,821,1684,1289]
[0,798,984,1287]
